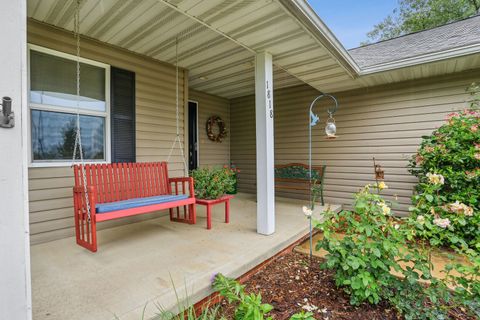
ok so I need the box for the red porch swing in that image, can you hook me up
[71,1,195,252]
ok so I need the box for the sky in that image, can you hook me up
[309,0,398,49]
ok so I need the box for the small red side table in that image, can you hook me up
[195,195,234,229]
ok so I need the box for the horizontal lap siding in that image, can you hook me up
[189,90,230,167]
[231,70,479,216]
[28,20,188,244]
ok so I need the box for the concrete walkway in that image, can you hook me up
[31,193,341,320]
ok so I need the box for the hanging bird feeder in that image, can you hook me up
[308,93,339,140]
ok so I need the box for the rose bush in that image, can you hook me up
[408,84,480,252]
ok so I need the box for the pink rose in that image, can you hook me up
[433,217,451,228]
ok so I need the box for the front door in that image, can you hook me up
[188,101,198,171]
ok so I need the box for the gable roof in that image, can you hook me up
[349,15,480,69]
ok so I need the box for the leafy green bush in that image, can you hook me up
[191,167,236,200]
[212,274,273,320]
[316,184,411,305]
[408,84,480,251]
[316,183,479,319]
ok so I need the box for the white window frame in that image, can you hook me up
[27,44,111,167]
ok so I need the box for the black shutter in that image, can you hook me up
[111,67,136,163]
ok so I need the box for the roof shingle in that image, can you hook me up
[348,15,480,68]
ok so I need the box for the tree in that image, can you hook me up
[363,0,480,44]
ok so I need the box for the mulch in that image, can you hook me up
[218,252,399,320]
[216,251,476,320]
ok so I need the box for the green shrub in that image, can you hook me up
[191,167,236,200]
[408,84,480,251]
[316,183,480,319]
[316,184,411,305]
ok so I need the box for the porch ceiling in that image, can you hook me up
[27,0,361,98]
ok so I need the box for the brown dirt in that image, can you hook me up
[218,252,400,320]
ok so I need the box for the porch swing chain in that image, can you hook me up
[72,0,91,222]
[166,37,188,175]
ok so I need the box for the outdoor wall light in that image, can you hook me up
[0,96,14,128]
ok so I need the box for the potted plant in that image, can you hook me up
[190,166,236,200]
[226,164,240,195]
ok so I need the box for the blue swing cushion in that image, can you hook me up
[95,194,189,213]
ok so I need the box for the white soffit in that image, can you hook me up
[27,0,360,98]
[27,0,480,97]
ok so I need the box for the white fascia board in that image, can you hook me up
[277,0,361,77]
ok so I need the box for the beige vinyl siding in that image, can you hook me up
[231,69,479,215]
[28,20,188,244]
[189,89,230,168]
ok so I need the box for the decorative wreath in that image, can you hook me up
[206,115,227,143]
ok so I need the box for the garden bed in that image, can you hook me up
[215,250,475,320]
[217,251,399,320]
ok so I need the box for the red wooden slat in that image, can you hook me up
[101,164,109,203]
[150,163,156,196]
[145,163,151,197]
[101,164,110,202]
[152,163,158,196]
[158,163,165,195]
[164,162,172,195]
[115,164,121,200]
[144,163,150,197]
[148,162,154,197]
[118,163,125,200]
[138,163,144,197]
[95,164,100,203]
[124,163,129,199]
[91,165,99,203]
[107,164,114,202]
[175,181,179,218]
[182,180,187,218]
[126,163,132,199]
[133,163,142,198]
[130,163,135,199]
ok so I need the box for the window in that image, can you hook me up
[28,45,110,165]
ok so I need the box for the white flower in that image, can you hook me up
[416,215,425,225]
[433,217,451,229]
[394,224,400,230]
[426,173,445,185]
[379,202,391,215]
[302,206,313,217]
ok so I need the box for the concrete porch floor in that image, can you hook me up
[31,193,341,320]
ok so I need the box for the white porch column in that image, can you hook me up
[0,0,32,319]
[255,51,275,235]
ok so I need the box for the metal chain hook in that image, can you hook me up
[72,0,91,222]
